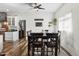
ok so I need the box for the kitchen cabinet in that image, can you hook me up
[0,12,7,22]
[5,31,19,42]
[0,35,3,52]
[7,16,19,30]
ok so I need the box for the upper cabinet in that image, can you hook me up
[7,16,19,26]
[7,16,15,26]
[0,12,7,22]
[7,16,19,30]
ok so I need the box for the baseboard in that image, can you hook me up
[4,40,19,42]
[4,40,13,42]
[61,46,72,56]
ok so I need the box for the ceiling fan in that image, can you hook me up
[28,3,45,11]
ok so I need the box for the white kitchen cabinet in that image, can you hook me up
[7,16,15,26]
[5,32,13,41]
[5,31,19,42]
[13,31,19,41]
[7,16,19,30]
[0,35,3,52]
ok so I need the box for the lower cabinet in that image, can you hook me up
[5,31,19,42]
[0,35,3,52]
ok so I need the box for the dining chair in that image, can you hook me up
[44,33,58,56]
[30,33,44,56]
[58,31,61,52]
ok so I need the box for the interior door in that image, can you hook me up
[19,20,26,39]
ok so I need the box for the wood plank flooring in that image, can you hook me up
[1,38,28,56]
[0,37,69,56]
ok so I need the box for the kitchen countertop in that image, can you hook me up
[0,29,18,35]
[6,30,17,32]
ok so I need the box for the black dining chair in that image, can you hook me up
[44,33,58,56]
[58,31,61,52]
[30,33,44,56]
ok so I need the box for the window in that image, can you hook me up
[58,13,72,33]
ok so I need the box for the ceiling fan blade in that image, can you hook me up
[28,3,37,7]
[38,4,42,7]
[39,7,45,10]
[33,4,41,8]
[34,6,38,9]
[26,3,45,10]
[34,3,37,5]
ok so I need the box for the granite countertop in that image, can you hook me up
[0,30,17,34]
[6,29,17,32]
[7,31,17,32]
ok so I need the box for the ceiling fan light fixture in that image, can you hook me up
[34,8,39,11]
[6,9,9,12]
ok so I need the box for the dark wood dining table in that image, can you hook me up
[28,33,58,56]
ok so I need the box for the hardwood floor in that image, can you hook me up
[1,38,28,56]
[0,37,69,56]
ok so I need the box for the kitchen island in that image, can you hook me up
[5,30,19,42]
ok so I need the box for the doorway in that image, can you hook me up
[19,20,26,39]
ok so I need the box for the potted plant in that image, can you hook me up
[53,18,57,32]
[48,18,57,32]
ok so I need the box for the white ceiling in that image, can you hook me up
[0,3,63,15]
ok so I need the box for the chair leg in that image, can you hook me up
[37,48,38,55]
[41,47,44,56]
[59,42,60,52]
[32,46,34,56]
[58,41,60,52]
[47,48,48,56]
[52,48,53,55]
[41,47,42,56]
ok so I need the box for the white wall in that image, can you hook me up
[72,4,79,55]
[55,3,79,55]
[17,12,54,32]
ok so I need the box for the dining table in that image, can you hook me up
[28,32,59,56]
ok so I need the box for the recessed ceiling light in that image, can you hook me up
[6,9,9,11]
